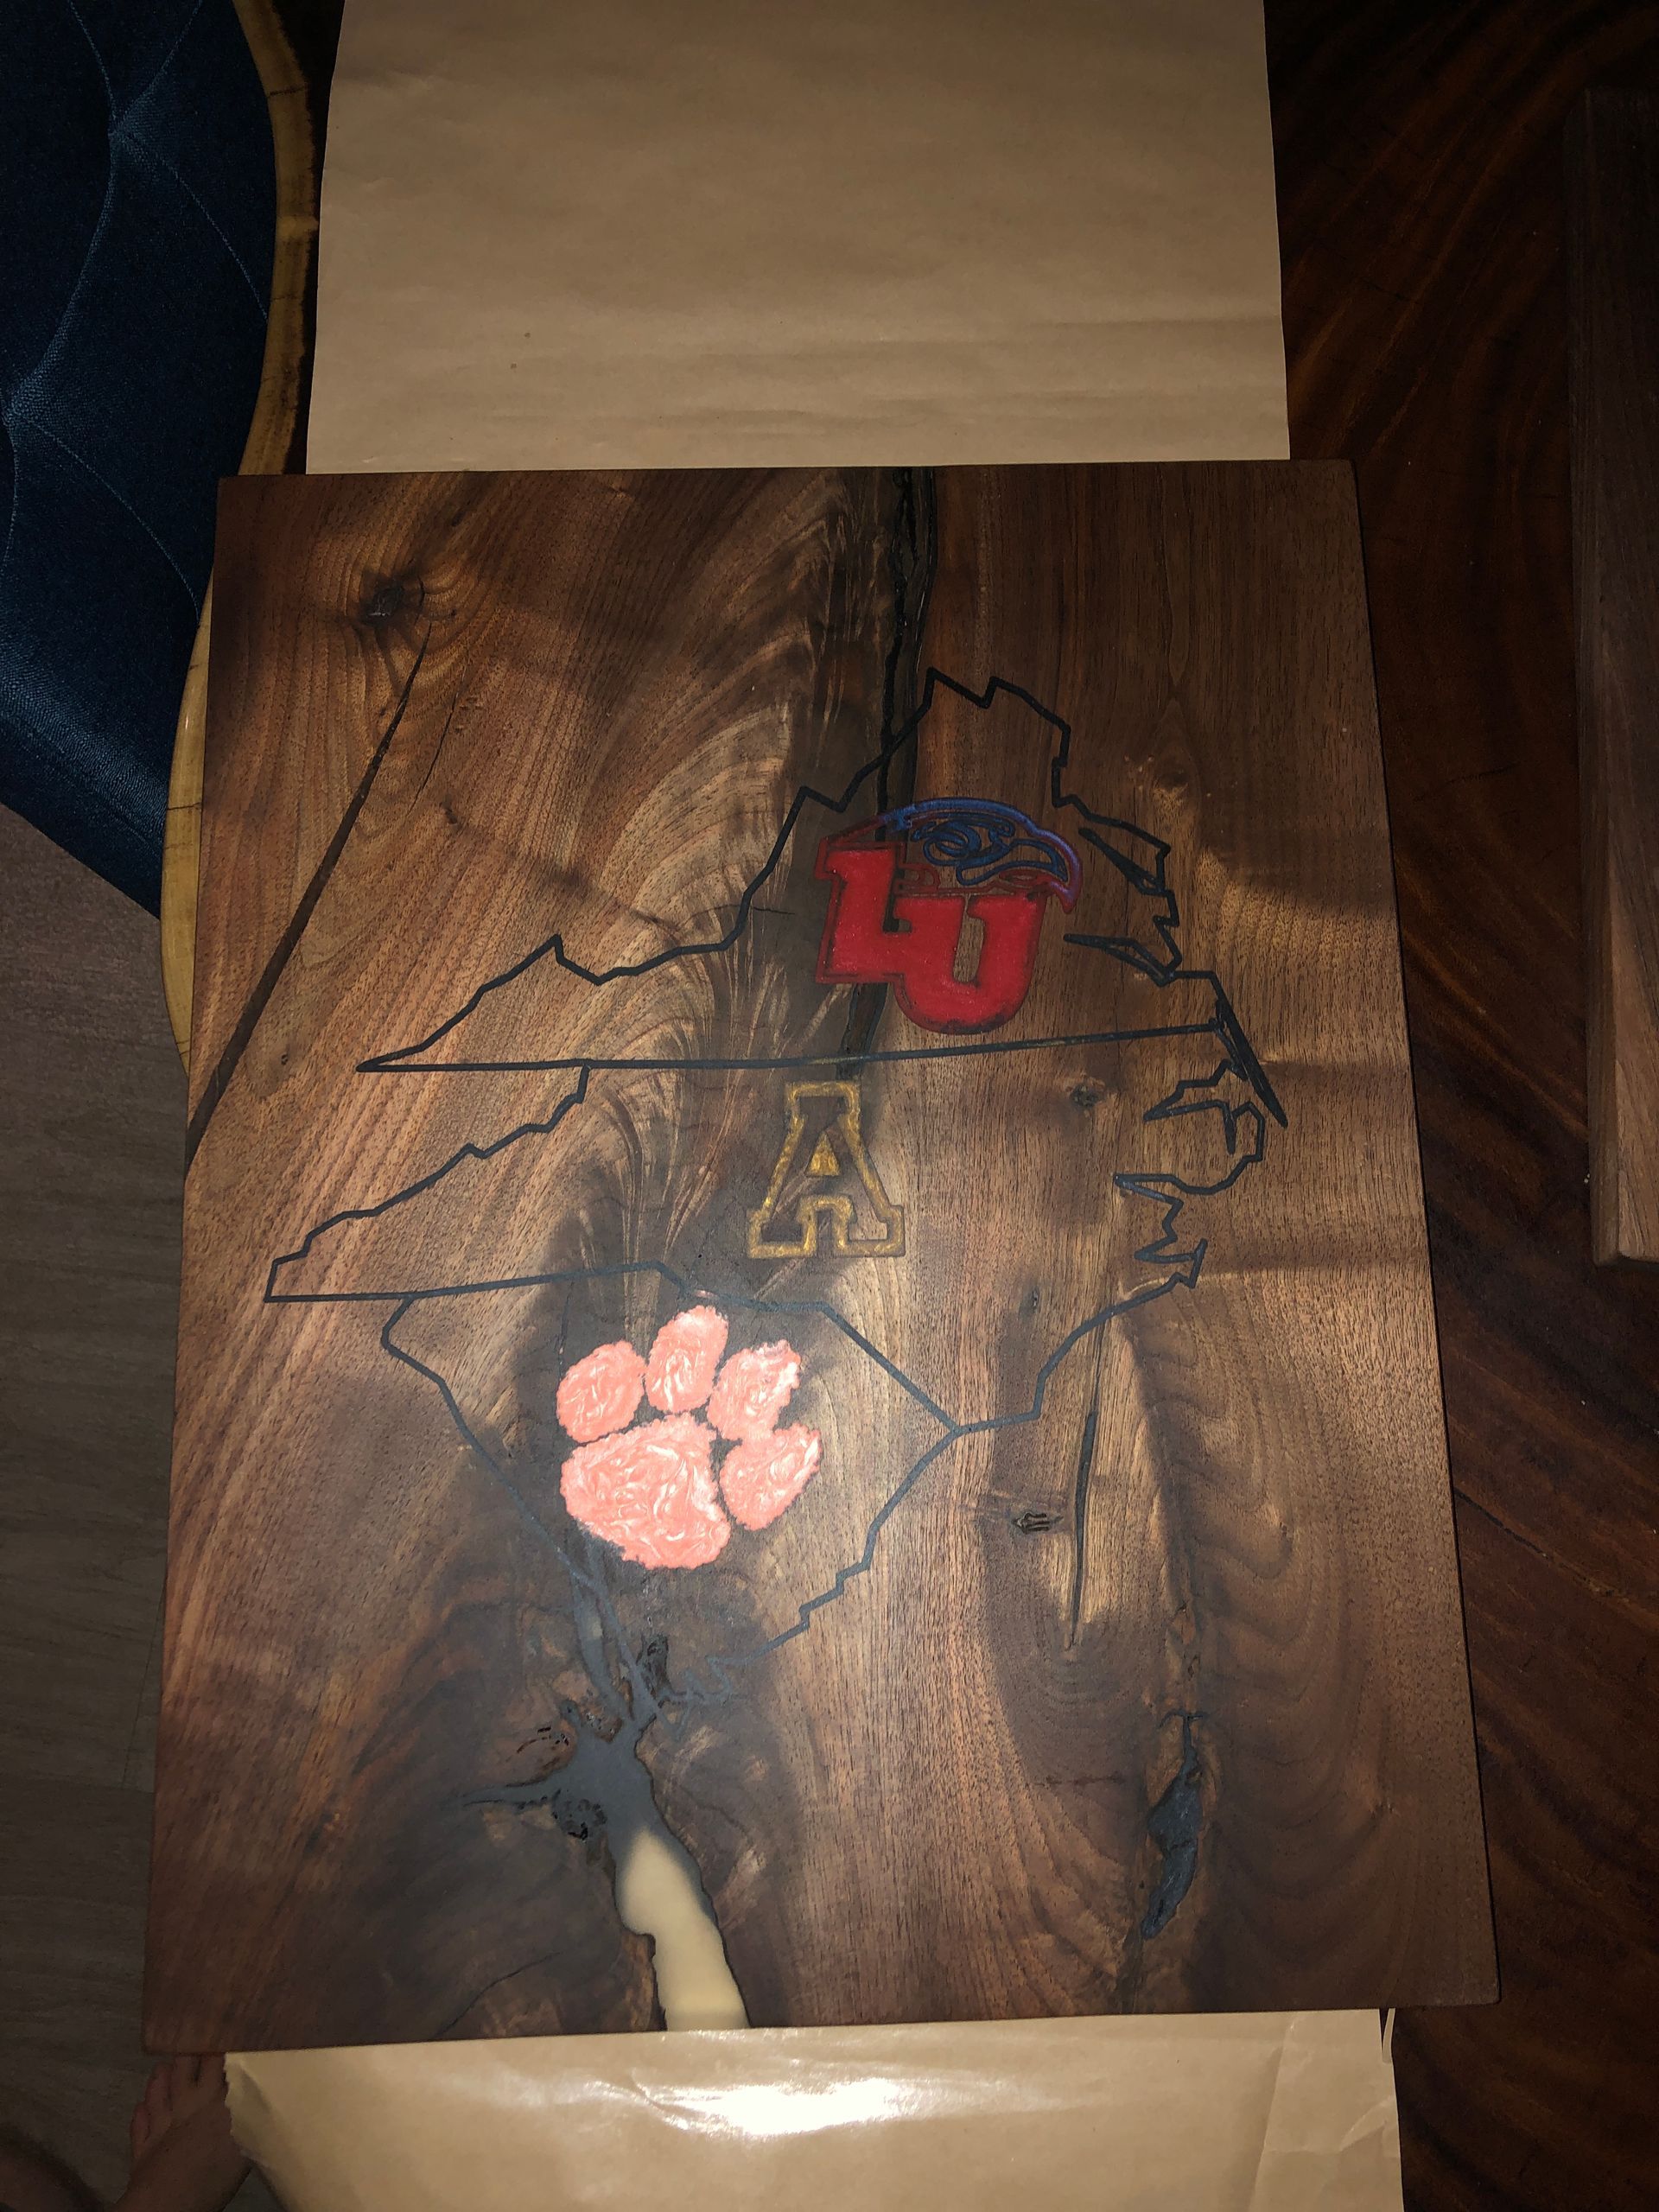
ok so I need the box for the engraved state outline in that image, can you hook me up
[264,670,1287,1711]
[346,667,1286,1099]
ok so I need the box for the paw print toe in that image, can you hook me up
[720,1423,823,1529]
[707,1341,804,1443]
[644,1305,728,1413]
[554,1340,645,1442]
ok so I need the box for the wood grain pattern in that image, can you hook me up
[1270,7,1659,2206]
[1568,88,1659,1262]
[146,461,1493,2050]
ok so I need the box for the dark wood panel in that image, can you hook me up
[1568,88,1659,1262]
[146,461,1492,2050]
[1268,5,1659,2207]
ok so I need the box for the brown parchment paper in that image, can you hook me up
[305,0,1289,472]
[229,5,1400,2204]
[230,2012,1401,2210]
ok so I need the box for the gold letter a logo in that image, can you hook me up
[747,1081,905,1259]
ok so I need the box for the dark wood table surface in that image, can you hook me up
[269,1,1659,2200]
[1270,3,1659,2205]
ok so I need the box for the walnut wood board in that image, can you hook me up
[1569,89,1659,1263]
[146,461,1495,2050]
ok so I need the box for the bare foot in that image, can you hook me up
[115,2056,249,2212]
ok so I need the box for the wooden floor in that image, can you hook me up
[1270,2,1659,2205]
[3,0,1656,2202]
[0,805,271,2207]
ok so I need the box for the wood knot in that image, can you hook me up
[362,579,409,624]
[1071,1080,1105,1110]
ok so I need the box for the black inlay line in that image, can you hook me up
[566,1545,631,1731]
[350,1019,1221,1077]
[357,1147,1254,1714]
[186,631,434,1166]
[672,1260,1208,1707]
[576,1530,671,1731]
[302,1256,957,1428]
[264,656,1290,1716]
[366,1252,1222,1711]
[264,1069,591,1298]
[266,1008,1259,1304]
[1068,1395,1101,1650]
[378,1294,552,1553]
[1205,976,1285,1128]
[327,1033,1268,1711]
[675,1103,1272,1695]
[874,466,935,817]
[378,1296,672,1739]
[833,472,934,1066]
[355,669,1227,1075]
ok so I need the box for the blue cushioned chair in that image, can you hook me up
[1,0,274,911]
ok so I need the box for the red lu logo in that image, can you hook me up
[814,799,1082,1033]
